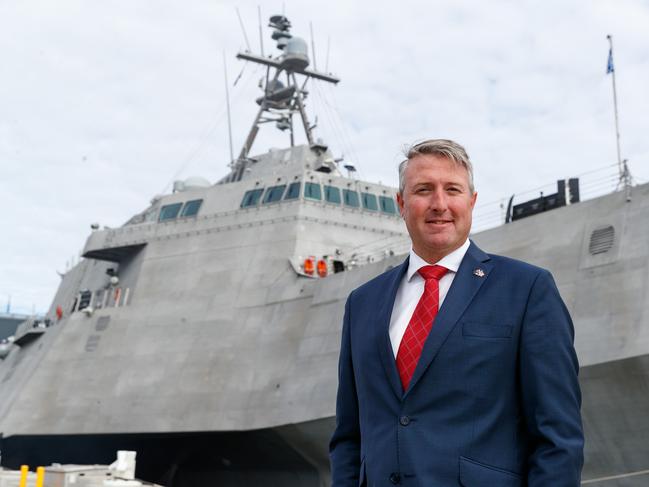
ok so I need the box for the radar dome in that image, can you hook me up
[281,37,309,71]
[173,177,211,193]
[184,177,211,189]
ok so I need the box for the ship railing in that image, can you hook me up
[70,287,131,316]
[345,235,411,267]
[472,163,623,234]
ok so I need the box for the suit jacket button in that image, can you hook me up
[389,472,401,484]
[399,415,410,426]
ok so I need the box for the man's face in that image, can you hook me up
[397,154,477,263]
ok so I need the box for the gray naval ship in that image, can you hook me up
[1,15,648,487]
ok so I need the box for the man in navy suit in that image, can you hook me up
[329,139,583,486]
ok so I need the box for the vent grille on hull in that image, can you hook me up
[589,226,615,255]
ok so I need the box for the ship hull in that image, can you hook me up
[3,181,649,485]
[2,354,649,486]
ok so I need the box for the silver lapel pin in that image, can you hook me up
[473,268,485,278]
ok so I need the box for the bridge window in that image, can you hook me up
[305,182,322,200]
[159,203,183,221]
[180,199,203,217]
[361,193,378,211]
[263,185,287,204]
[379,196,397,215]
[284,182,301,200]
[241,188,264,208]
[343,189,360,208]
[324,185,341,204]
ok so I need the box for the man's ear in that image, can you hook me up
[396,192,405,218]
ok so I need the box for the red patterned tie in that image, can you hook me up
[396,265,449,391]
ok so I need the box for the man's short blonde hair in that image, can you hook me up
[399,139,475,194]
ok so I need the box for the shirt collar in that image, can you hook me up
[407,239,471,282]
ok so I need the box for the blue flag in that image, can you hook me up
[607,48,614,74]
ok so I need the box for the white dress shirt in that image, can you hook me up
[388,239,471,357]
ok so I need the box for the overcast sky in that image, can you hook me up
[2,0,648,314]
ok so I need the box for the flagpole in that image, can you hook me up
[607,34,632,201]
[607,35,623,174]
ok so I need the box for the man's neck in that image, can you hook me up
[408,239,471,278]
[413,239,470,265]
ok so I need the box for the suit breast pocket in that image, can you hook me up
[462,321,512,339]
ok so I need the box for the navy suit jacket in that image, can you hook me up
[330,242,583,487]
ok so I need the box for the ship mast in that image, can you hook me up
[224,15,340,183]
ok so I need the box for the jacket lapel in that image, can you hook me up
[404,241,492,398]
[376,258,409,401]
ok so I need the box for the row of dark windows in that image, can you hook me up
[159,199,203,222]
[157,182,398,223]
[240,182,398,215]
